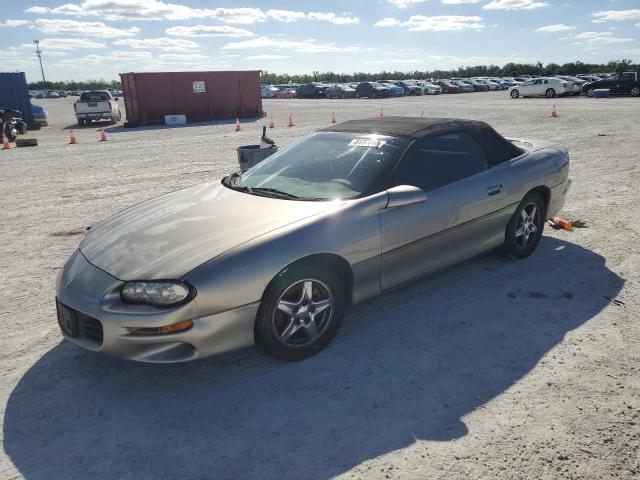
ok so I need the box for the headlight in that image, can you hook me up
[120,281,194,307]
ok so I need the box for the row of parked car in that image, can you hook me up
[29,89,123,99]
[261,71,640,99]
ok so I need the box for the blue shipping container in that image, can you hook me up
[0,72,35,128]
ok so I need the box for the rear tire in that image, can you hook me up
[256,262,346,361]
[631,87,640,97]
[504,193,546,259]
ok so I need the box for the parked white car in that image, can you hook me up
[415,81,442,95]
[260,85,279,99]
[74,90,122,125]
[508,77,572,99]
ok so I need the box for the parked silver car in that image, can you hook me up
[56,118,571,363]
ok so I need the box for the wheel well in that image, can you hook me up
[266,254,354,305]
[527,186,551,215]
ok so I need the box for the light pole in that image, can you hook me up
[33,40,47,86]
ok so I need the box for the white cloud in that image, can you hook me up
[113,37,199,52]
[265,9,306,23]
[483,0,547,11]
[222,37,360,53]
[535,24,576,33]
[158,52,211,62]
[592,9,640,22]
[208,8,267,24]
[441,0,480,3]
[573,31,634,43]
[21,38,107,51]
[245,54,291,60]
[386,0,429,7]
[0,19,31,27]
[373,18,401,27]
[307,12,359,25]
[32,19,139,37]
[25,1,267,23]
[374,15,484,31]
[166,25,254,37]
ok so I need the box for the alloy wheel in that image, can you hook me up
[631,87,640,97]
[515,203,540,249]
[273,279,334,348]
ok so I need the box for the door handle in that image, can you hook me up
[487,184,502,196]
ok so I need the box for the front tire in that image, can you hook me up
[504,193,546,258]
[510,89,520,98]
[546,88,556,98]
[256,262,346,361]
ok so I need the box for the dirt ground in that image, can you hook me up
[1,92,638,480]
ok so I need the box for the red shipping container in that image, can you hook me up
[119,70,263,127]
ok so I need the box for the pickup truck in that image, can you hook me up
[582,71,640,97]
[74,90,122,125]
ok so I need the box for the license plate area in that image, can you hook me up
[88,102,97,107]
[56,300,79,337]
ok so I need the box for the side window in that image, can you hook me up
[394,132,488,192]
[621,72,635,81]
[542,79,548,84]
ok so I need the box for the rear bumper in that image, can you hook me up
[548,178,572,219]
[56,252,258,363]
[76,113,112,120]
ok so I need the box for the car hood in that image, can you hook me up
[80,180,339,280]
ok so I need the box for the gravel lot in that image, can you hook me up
[1,92,639,480]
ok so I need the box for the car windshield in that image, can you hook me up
[225,132,410,201]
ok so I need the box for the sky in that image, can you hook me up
[0,0,639,82]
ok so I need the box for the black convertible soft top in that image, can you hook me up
[321,117,524,165]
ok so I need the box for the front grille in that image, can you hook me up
[78,314,103,345]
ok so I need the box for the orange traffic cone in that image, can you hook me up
[235,117,241,132]
[331,112,336,124]
[69,130,78,144]
[551,105,558,118]
[99,129,108,142]
[379,107,384,118]
[2,133,10,150]
[288,114,294,127]
[269,116,275,129]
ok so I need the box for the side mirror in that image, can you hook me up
[385,185,427,209]
[114,97,119,101]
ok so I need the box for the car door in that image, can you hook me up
[617,72,636,94]
[600,73,619,92]
[379,131,511,290]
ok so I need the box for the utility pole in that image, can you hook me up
[33,40,47,86]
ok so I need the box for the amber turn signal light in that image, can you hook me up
[129,319,193,335]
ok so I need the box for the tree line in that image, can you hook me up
[261,59,637,84]
[27,79,122,91]
[26,59,636,90]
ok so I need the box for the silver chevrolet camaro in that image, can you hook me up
[56,117,571,363]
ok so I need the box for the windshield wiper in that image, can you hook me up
[249,187,299,199]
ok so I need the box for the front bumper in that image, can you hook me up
[56,251,258,363]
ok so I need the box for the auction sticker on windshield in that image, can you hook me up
[348,138,386,148]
